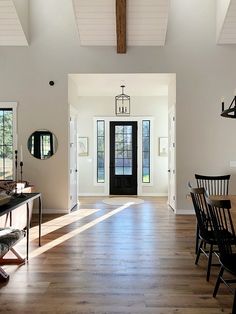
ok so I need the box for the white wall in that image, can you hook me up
[1,0,236,212]
[72,96,168,196]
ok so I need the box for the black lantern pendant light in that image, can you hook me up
[115,85,130,115]
[221,93,236,118]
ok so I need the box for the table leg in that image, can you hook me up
[39,196,42,247]
[195,222,199,254]
[26,203,29,261]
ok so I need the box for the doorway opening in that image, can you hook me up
[68,73,176,212]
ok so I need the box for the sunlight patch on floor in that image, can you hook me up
[29,203,133,259]
[29,208,100,242]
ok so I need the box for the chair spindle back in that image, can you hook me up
[195,174,230,196]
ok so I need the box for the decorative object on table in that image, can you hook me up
[0,193,11,206]
[27,130,58,160]
[0,180,29,197]
[115,85,130,115]
[19,162,26,198]
[0,181,16,195]
[159,137,168,157]
[221,91,236,118]
[78,137,88,156]
[13,150,18,195]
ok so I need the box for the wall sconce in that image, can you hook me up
[221,92,236,118]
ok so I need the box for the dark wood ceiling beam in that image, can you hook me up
[116,0,126,53]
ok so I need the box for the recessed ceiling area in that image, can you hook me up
[69,73,174,97]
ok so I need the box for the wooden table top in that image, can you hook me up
[209,195,236,208]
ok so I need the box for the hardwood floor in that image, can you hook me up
[0,197,234,313]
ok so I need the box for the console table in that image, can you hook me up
[0,193,42,261]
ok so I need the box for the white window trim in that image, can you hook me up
[0,102,18,180]
[93,116,154,194]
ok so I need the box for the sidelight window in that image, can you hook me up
[97,120,105,183]
[142,120,150,183]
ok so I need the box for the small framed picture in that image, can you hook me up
[159,137,168,157]
[78,137,88,156]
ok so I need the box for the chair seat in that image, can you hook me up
[0,228,25,257]
[200,230,216,243]
[220,254,236,276]
[200,229,234,245]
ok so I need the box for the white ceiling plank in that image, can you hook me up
[217,0,236,44]
[0,0,28,46]
[72,0,170,47]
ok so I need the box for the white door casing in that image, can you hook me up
[69,115,78,210]
[168,106,176,211]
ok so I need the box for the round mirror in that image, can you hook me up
[27,130,58,160]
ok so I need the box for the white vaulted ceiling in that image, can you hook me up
[0,0,28,46]
[217,0,236,44]
[72,0,170,47]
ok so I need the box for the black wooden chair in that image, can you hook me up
[194,174,231,254]
[206,198,236,314]
[189,185,219,281]
[195,174,230,196]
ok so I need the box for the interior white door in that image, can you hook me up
[69,115,78,210]
[168,106,176,210]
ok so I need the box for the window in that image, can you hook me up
[142,120,150,183]
[97,120,105,183]
[115,125,132,175]
[0,108,14,180]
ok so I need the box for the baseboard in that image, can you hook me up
[78,193,168,197]
[175,209,195,215]
[33,208,68,214]
[78,193,107,197]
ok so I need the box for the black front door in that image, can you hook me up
[110,121,137,195]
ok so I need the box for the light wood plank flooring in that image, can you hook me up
[0,197,234,313]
